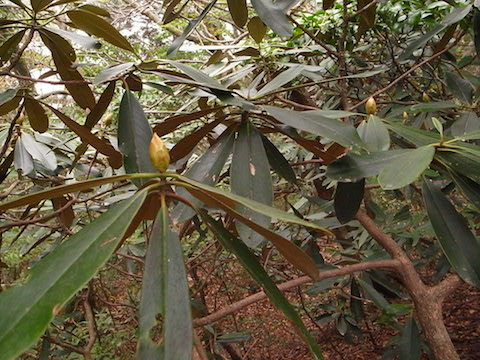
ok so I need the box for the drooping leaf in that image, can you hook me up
[0,30,26,63]
[227,0,248,27]
[93,62,134,85]
[357,0,376,38]
[357,115,390,152]
[51,196,75,228]
[247,16,267,43]
[334,179,365,224]
[445,71,473,104]
[378,146,435,190]
[451,112,480,138]
[231,121,273,248]
[422,179,480,287]
[399,317,421,360]
[84,81,116,129]
[251,0,293,37]
[138,198,192,359]
[165,60,229,91]
[326,149,411,182]
[30,0,52,13]
[255,65,303,98]
[167,0,217,57]
[21,132,57,172]
[24,97,49,133]
[154,107,223,137]
[78,4,110,17]
[350,279,364,322]
[0,89,18,106]
[449,171,480,209]
[474,9,480,59]
[118,90,157,184]
[67,10,135,52]
[0,190,147,360]
[44,27,101,49]
[0,96,21,116]
[261,134,296,184]
[410,101,459,113]
[263,106,363,147]
[14,136,34,176]
[200,212,323,359]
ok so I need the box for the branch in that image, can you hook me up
[430,273,463,301]
[193,259,399,327]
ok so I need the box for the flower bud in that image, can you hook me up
[403,111,409,122]
[103,113,114,127]
[149,133,170,173]
[422,92,430,102]
[365,96,377,115]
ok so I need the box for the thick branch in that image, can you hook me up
[430,273,462,300]
[193,259,399,327]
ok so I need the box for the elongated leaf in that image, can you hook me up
[378,146,435,190]
[85,81,116,129]
[248,16,267,43]
[118,90,156,184]
[21,132,56,172]
[445,71,473,104]
[0,30,26,63]
[251,0,293,37]
[255,66,303,98]
[167,0,216,57]
[264,106,363,147]
[166,60,229,91]
[474,9,480,59]
[410,101,459,112]
[0,96,21,116]
[357,278,390,311]
[357,0,376,38]
[423,179,480,287]
[138,198,192,359]
[31,0,52,12]
[67,10,134,52]
[261,135,296,184]
[326,149,410,182]
[24,97,49,133]
[0,89,17,106]
[231,121,273,247]
[334,179,365,224]
[399,317,421,360]
[78,4,110,17]
[0,190,147,360]
[172,130,235,223]
[451,112,480,138]
[449,171,480,209]
[154,107,223,137]
[357,115,390,152]
[200,212,323,359]
[45,27,101,49]
[227,0,248,27]
[14,137,34,176]
[93,62,134,85]
[0,173,158,212]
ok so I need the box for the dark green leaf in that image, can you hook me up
[451,112,480,137]
[0,89,17,106]
[357,115,390,152]
[474,9,480,59]
[21,132,56,172]
[251,0,293,37]
[85,81,116,129]
[247,16,267,43]
[93,62,134,85]
[78,4,110,17]
[0,190,147,360]
[24,97,49,133]
[334,179,365,224]
[350,279,364,322]
[450,171,480,209]
[422,179,480,287]
[0,30,26,63]
[30,0,52,12]
[227,0,248,27]
[445,71,473,104]
[166,60,229,91]
[410,101,459,112]
[255,65,303,98]
[261,134,296,184]
[399,317,422,360]
[357,278,390,311]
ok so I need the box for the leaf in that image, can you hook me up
[14,137,34,176]
[449,171,480,209]
[350,279,364,322]
[334,179,365,224]
[0,190,147,360]
[52,196,75,228]
[45,105,122,168]
[399,317,421,360]
[138,198,192,359]
[165,60,229,91]
[263,106,364,147]
[0,30,26,63]
[0,96,21,116]
[451,112,480,138]
[84,81,116,129]
[410,101,459,112]
[261,135,296,184]
[78,4,110,17]
[474,9,480,59]
[255,65,303,98]
[93,62,134,85]
[200,212,323,359]
[378,146,435,190]
[118,90,157,185]
[326,149,411,182]
[21,133,57,172]
[356,278,390,311]
[231,121,273,248]
[153,107,223,137]
[357,0,376,38]
[423,179,480,287]
[357,116,390,152]
[24,97,49,133]
[45,27,101,49]
[30,0,52,12]
[445,71,473,104]
[251,0,293,37]
[172,130,235,223]
[167,0,216,57]
[0,89,17,106]
[227,0,248,27]
[67,10,134,52]
[248,16,267,43]
[323,0,334,10]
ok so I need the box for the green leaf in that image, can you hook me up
[474,9,480,59]
[255,65,303,98]
[45,27,101,49]
[247,16,267,43]
[378,146,435,190]
[399,317,421,360]
[0,190,147,360]
[165,60,229,91]
[263,106,363,147]
[422,179,480,287]
[24,97,49,133]
[261,134,297,184]
[0,30,26,63]
[231,121,273,248]
[451,112,480,138]
[167,0,216,57]
[251,0,293,37]
[21,132,56,172]
[67,10,134,52]
[172,130,234,223]
[200,212,323,359]
[357,278,390,311]
[0,89,18,107]
[84,81,116,129]
[445,71,473,104]
[410,101,459,112]
[78,4,110,17]
[118,90,157,186]
[357,115,390,152]
[93,62,134,85]
[326,149,410,182]
[386,121,440,146]
[138,198,192,359]
[334,179,365,224]
[449,171,480,209]
[30,0,52,12]
[227,0,248,27]
[14,136,34,176]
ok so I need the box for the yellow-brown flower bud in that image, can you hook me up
[149,133,170,173]
[365,97,377,115]
[422,92,431,102]
[403,111,409,122]
[103,113,114,127]
[16,112,24,125]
